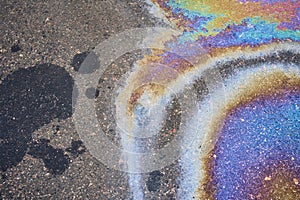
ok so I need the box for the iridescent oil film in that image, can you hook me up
[115,1,300,199]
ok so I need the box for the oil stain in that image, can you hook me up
[0,63,85,175]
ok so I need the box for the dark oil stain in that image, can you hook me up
[0,63,85,175]
[11,44,21,52]
[146,170,163,192]
[28,139,69,175]
[71,51,99,74]
[71,51,89,71]
[66,140,86,157]
[85,87,99,99]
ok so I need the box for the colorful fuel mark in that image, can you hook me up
[146,0,300,71]
[118,1,300,199]
[153,0,300,39]
[198,67,300,199]
[207,89,300,199]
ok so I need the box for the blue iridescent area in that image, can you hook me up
[211,90,300,199]
[176,17,300,48]
[202,18,300,47]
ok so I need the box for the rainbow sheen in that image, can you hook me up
[149,0,300,70]
[128,1,300,199]
[210,90,300,199]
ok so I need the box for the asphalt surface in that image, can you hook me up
[0,1,171,199]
